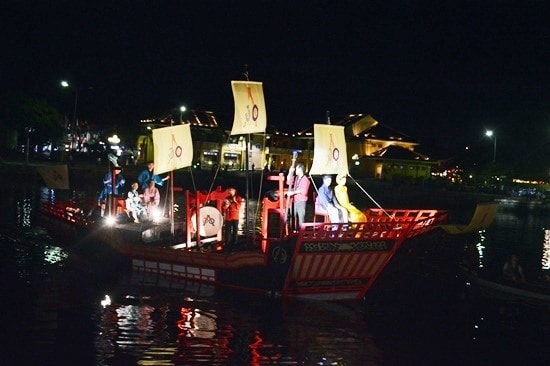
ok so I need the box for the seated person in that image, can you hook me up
[143,179,161,219]
[315,174,348,224]
[502,254,526,283]
[125,182,145,223]
[334,173,367,223]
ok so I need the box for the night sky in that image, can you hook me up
[2,1,548,160]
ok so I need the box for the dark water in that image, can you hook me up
[2,179,549,365]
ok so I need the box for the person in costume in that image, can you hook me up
[286,163,311,229]
[98,167,125,217]
[222,187,242,248]
[137,161,169,191]
[334,173,367,223]
[125,182,145,223]
[315,175,348,224]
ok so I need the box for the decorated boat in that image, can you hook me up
[40,79,452,301]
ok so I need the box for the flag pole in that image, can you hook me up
[169,115,175,235]
[243,64,250,245]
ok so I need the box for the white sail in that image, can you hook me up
[230,80,267,135]
[37,164,70,190]
[152,124,193,175]
[309,124,349,176]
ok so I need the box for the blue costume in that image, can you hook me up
[315,176,349,224]
[317,184,336,209]
[98,171,125,202]
[137,169,164,191]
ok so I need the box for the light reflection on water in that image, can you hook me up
[542,229,550,270]
[91,287,379,365]
[3,181,550,365]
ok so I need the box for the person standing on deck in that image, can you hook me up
[222,187,242,249]
[98,167,125,217]
[137,161,169,191]
[286,163,310,230]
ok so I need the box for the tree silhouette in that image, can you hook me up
[0,95,63,154]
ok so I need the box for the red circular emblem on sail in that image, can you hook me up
[332,148,340,160]
[252,105,259,121]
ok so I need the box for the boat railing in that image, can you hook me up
[298,208,447,242]
[42,201,90,227]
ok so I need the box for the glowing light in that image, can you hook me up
[542,229,550,270]
[105,216,116,226]
[108,134,120,145]
[152,208,163,223]
[101,295,111,308]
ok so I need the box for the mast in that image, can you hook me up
[107,153,119,218]
[285,150,300,232]
[169,115,175,235]
[243,64,250,242]
[229,67,267,245]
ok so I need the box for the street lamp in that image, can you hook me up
[179,105,186,123]
[25,126,35,165]
[60,80,78,126]
[485,130,497,163]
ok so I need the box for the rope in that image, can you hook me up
[189,166,196,192]
[253,133,268,227]
[348,174,392,219]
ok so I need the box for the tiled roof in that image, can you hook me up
[370,145,430,161]
[140,110,219,128]
[298,114,418,144]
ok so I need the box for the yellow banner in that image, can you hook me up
[230,81,267,135]
[37,164,70,190]
[309,124,349,176]
[152,124,193,174]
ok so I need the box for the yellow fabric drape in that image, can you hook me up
[334,184,367,223]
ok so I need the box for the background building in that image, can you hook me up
[137,110,437,180]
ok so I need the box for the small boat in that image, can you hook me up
[495,196,549,210]
[39,78,456,301]
[467,275,550,303]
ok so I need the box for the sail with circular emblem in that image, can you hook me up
[152,124,193,175]
[309,124,349,176]
[230,81,267,136]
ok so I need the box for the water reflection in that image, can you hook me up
[476,230,487,270]
[3,179,550,365]
[43,245,68,264]
[91,283,382,365]
[16,197,32,228]
[542,229,550,271]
